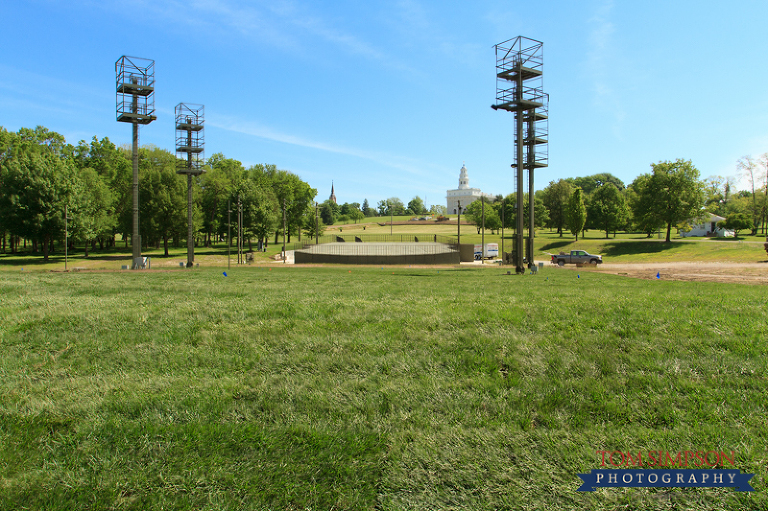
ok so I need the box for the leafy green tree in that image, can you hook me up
[737,156,760,233]
[246,182,279,249]
[137,147,188,255]
[0,150,76,261]
[497,196,516,229]
[269,169,316,242]
[541,179,574,236]
[227,162,280,249]
[362,198,374,217]
[200,154,240,246]
[320,200,338,225]
[565,187,587,241]
[340,202,363,223]
[572,173,625,196]
[587,183,629,238]
[71,136,126,250]
[303,207,326,239]
[0,127,17,252]
[340,202,360,216]
[484,207,502,234]
[0,126,85,260]
[377,198,405,216]
[16,126,67,155]
[429,204,447,215]
[70,167,115,256]
[720,213,753,237]
[527,195,549,230]
[463,199,485,234]
[627,174,662,237]
[497,193,548,231]
[760,153,768,235]
[387,197,406,216]
[634,159,705,242]
[407,196,426,215]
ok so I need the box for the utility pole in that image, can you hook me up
[282,198,287,263]
[315,201,319,245]
[64,204,68,272]
[227,199,231,270]
[237,194,242,264]
[481,196,485,265]
[457,200,462,247]
[501,198,505,264]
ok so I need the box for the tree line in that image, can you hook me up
[3,125,766,260]
[462,158,768,242]
[0,126,322,260]
[317,196,445,226]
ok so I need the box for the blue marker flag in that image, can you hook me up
[656,272,660,279]
[223,272,228,277]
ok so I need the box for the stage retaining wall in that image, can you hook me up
[294,242,460,265]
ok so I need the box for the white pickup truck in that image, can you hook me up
[551,250,602,266]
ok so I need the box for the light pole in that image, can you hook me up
[389,201,393,236]
[64,204,68,272]
[457,200,462,247]
[315,201,319,245]
[501,197,505,264]
[237,194,242,264]
[481,196,485,265]
[282,198,287,263]
[227,199,231,270]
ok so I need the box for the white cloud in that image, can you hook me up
[208,113,437,178]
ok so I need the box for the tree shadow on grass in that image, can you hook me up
[0,246,239,267]
[540,241,573,252]
[0,255,70,267]
[597,241,679,257]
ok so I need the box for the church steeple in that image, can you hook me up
[330,181,336,203]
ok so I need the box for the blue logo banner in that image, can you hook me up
[577,469,754,492]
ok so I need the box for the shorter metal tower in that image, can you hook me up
[116,56,156,270]
[175,103,205,267]
[492,37,548,274]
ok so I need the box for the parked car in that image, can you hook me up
[551,250,602,266]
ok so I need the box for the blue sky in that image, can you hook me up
[3,1,768,208]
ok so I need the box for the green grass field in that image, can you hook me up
[1,267,767,510]
[1,223,767,271]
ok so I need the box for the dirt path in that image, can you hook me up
[573,261,768,285]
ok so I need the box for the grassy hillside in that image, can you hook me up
[2,222,767,270]
[1,267,766,509]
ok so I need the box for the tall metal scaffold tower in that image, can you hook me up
[491,37,548,274]
[175,103,205,268]
[116,56,156,270]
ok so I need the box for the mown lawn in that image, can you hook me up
[0,267,767,510]
[1,227,766,270]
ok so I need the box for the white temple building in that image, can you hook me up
[446,163,492,214]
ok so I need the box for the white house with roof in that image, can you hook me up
[679,212,734,238]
